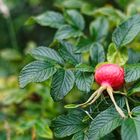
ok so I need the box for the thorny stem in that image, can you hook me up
[107,87,126,118]
[125,97,132,118]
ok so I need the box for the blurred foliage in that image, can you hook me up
[1,0,140,139]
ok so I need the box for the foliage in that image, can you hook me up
[1,0,140,139]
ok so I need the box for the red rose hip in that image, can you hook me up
[95,64,125,90]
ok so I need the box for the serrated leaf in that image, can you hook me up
[19,61,57,88]
[59,41,81,65]
[52,111,86,138]
[112,14,140,47]
[128,48,140,64]
[121,117,140,140]
[75,71,93,93]
[107,43,128,66]
[50,69,75,101]
[88,108,123,140]
[132,106,140,116]
[89,17,109,41]
[72,131,88,140]
[75,38,92,53]
[55,25,83,40]
[75,63,94,72]
[26,11,65,28]
[35,120,53,139]
[124,64,140,83]
[30,47,64,65]
[90,43,105,66]
[65,10,85,30]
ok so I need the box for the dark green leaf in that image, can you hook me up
[75,63,94,72]
[75,38,92,53]
[90,43,105,66]
[121,117,140,140]
[59,41,81,65]
[112,14,140,47]
[88,108,123,140]
[128,80,140,95]
[26,11,65,28]
[107,43,128,66]
[124,64,140,83]
[30,47,64,65]
[50,69,75,101]
[52,111,86,138]
[19,61,57,88]
[90,17,109,40]
[65,10,85,30]
[132,106,140,116]
[55,25,83,40]
[72,131,88,140]
[75,71,93,93]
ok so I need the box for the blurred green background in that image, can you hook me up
[0,0,140,139]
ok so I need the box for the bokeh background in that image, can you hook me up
[0,0,140,139]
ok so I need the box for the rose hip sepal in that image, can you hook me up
[65,64,126,118]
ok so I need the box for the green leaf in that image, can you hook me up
[35,120,53,139]
[26,11,65,28]
[19,61,57,88]
[124,64,140,83]
[128,48,140,64]
[75,38,92,53]
[75,63,94,72]
[132,106,140,116]
[30,47,64,65]
[50,69,75,101]
[52,111,86,138]
[65,10,85,30]
[89,17,109,41]
[59,41,81,65]
[93,6,125,25]
[55,25,83,40]
[112,14,140,47]
[88,108,123,140]
[128,80,140,95]
[75,71,93,93]
[90,43,105,66]
[72,131,88,140]
[121,117,140,140]
[60,0,85,9]
[107,43,128,66]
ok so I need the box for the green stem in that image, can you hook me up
[125,97,132,118]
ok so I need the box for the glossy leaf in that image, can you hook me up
[112,14,140,47]
[88,108,123,140]
[50,69,75,101]
[90,43,105,66]
[72,131,88,140]
[26,11,65,28]
[55,25,83,40]
[30,47,64,65]
[75,71,93,92]
[124,64,140,83]
[75,63,94,72]
[52,111,86,138]
[90,17,109,40]
[19,61,57,88]
[121,117,140,140]
[59,41,81,65]
[65,10,85,30]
